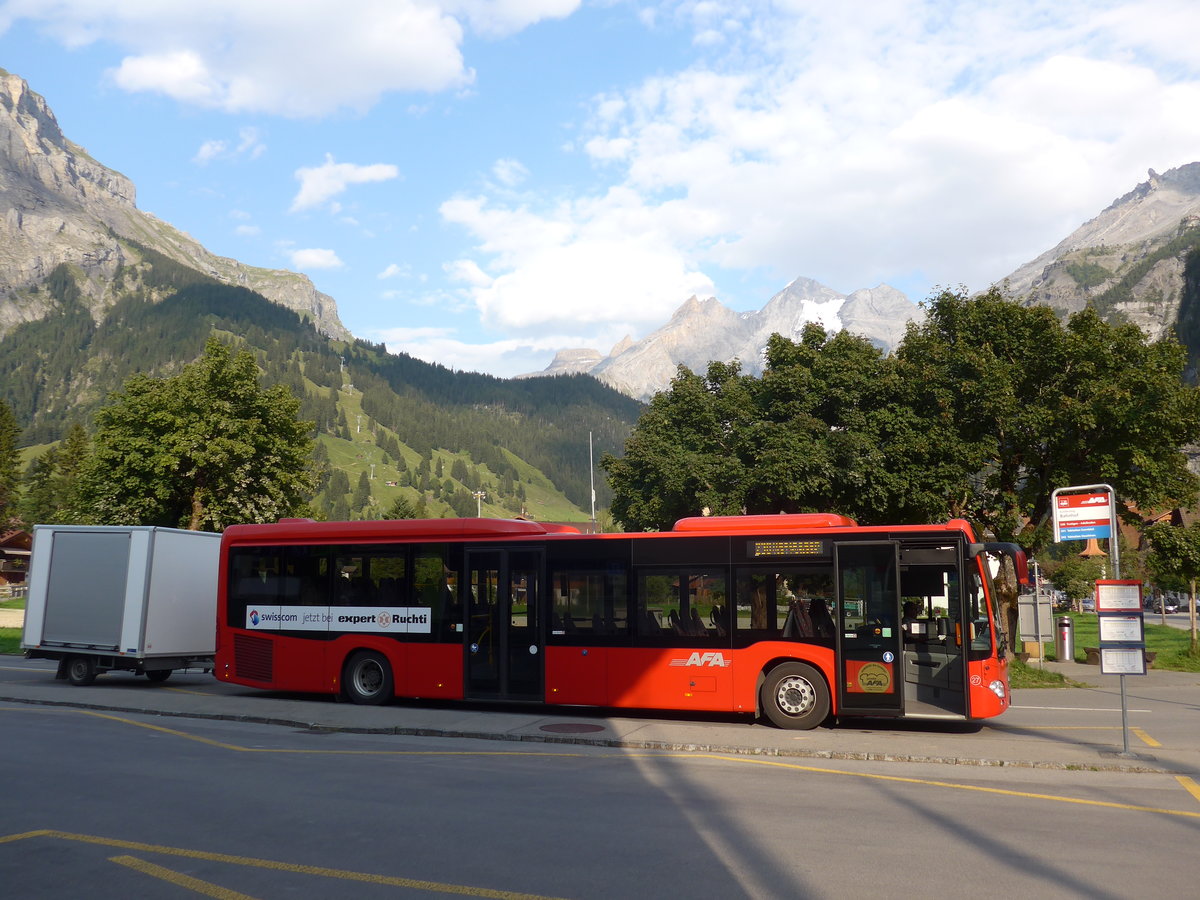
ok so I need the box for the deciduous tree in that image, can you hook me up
[1145,522,1200,648]
[77,337,316,530]
[0,398,20,524]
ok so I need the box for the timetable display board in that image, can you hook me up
[1095,580,1146,676]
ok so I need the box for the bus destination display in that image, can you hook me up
[749,539,828,559]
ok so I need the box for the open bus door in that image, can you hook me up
[465,549,543,701]
[835,543,904,718]
[897,543,970,718]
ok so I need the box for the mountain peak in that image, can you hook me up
[1004,161,1200,299]
[528,278,921,400]
[0,69,349,341]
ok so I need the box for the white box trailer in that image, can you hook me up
[21,525,220,685]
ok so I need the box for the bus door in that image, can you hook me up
[465,549,543,701]
[897,544,967,717]
[835,542,903,717]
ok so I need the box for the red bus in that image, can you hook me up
[215,513,1027,729]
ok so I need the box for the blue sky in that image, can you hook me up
[3,1,1200,377]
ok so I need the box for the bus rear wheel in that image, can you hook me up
[343,651,394,706]
[760,662,829,729]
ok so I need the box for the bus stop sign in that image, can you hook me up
[1053,490,1112,542]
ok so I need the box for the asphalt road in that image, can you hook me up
[3,705,1199,899]
[1144,609,1199,632]
[3,651,1200,899]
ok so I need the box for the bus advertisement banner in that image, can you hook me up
[245,606,432,634]
[1053,491,1113,541]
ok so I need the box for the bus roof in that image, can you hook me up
[222,517,581,545]
[673,513,858,532]
[221,514,980,546]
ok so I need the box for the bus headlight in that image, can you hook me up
[988,680,1006,699]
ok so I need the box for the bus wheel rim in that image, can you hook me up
[776,676,815,715]
[356,661,383,695]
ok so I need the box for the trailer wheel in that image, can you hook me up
[760,662,829,729]
[66,656,97,686]
[343,651,393,706]
[146,670,172,683]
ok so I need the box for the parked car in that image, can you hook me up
[1147,596,1180,614]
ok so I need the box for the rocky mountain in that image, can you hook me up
[0,69,348,341]
[1001,163,1200,345]
[525,278,923,400]
[0,69,641,522]
[532,163,1200,401]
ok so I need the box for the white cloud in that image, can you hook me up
[236,126,266,159]
[491,157,529,187]
[290,154,399,212]
[234,224,261,237]
[377,263,409,279]
[548,0,1200,298]
[373,325,587,377]
[441,188,715,336]
[113,49,221,104]
[289,248,344,269]
[0,1,579,117]
[413,0,1200,378]
[193,127,266,165]
[444,258,492,287]
[444,0,580,38]
[193,139,226,165]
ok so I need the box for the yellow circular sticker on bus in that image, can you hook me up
[857,662,892,693]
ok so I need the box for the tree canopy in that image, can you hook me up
[604,288,1200,547]
[76,337,317,530]
[0,398,20,525]
[1145,521,1200,647]
[899,288,1200,554]
[18,423,90,526]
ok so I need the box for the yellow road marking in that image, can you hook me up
[1178,777,1200,806]
[670,754,1200,819]
[2,832,567,899]
[1131,727,1161,748]
[1016,725,1125,730]
[110,855,259,900]
[5,708,1199,820]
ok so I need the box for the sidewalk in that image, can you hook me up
[2,654,1198,775]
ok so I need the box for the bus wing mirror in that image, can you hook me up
[971,542,1031,587]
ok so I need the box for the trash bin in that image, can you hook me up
[1054,615,1074,662]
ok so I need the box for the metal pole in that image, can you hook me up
[589,431,596,531]
[1032,561,1044,668]
[1120,675,1131,755]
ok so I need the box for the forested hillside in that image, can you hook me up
[0,245,642,523]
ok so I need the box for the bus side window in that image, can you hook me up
[548,566,629,643]
[413,544,461,641]
[284,547,328,606]
[635,570,725,645]
[334,556,368,605]
[733,568,834,646]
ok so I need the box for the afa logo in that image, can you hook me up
[669,652,732,668]
[249,610,260,626]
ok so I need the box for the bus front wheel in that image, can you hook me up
[760,662,829,729]
[343,651,394,706]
